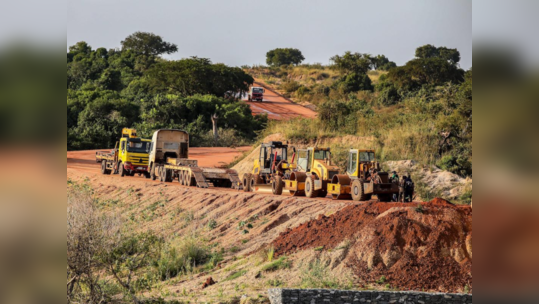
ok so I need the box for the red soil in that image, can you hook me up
[272,199,472,293]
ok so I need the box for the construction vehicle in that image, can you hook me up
[327,149,398,201]
[96,128,151,177]
[148,129,243,189]
[248,86,265,102]
[242,141,296,194]
[282,147,340,198]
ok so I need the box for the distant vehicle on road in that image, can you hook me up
[248,86,265,101]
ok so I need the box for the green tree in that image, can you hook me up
[121,32,178,56]
[330,51,372,74]
[368,54,397,71]
[416,44,460,65]
[146,57,253,97]
[266,48,305,66]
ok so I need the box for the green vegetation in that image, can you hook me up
[299,260,351,290]
[261,257,291,272]
[224,270,247,281]
[266,48,305,66]
[67,32,267,150]
[153,236,211,281]
[250,44,472,180]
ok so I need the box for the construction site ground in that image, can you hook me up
[67,146,472,302]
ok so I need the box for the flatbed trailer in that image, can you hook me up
[149,129,243,190]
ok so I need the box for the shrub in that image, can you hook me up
[153,237,209,281]
[377,86,401,106]
[437,155,472,178]
[299,260,348,289]
[281,80,301,93]
[261,257,291,272]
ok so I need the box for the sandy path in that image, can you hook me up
[244,81,317,120]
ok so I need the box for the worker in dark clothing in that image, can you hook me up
[404,175,415,202]
[390,171,399,201]
[399,176,406,202]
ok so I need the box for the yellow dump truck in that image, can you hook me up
[95,128,151,178]
[327,149,398,201]
[148,129,243,189]
[282,147,340,198]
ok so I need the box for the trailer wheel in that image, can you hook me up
[188,172,196,186]
[119,162,125,177]
[165,169,173,182]
[305,176,319,198]
[272,176,283,195]
[351,179,371,201]
[243,173,252,192]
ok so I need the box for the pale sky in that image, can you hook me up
[64,0,473,69]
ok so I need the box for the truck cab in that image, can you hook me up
[115,129,151,177]
[248,87,265,102]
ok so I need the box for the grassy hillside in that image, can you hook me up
[244,63,472,180]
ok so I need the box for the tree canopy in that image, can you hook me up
[67,33,264,150]
[146,57,253,97]
[266,48,305,66]
[415,44,461,65]
[121,31,178,56]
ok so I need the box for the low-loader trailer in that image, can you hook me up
[148,129,243,189]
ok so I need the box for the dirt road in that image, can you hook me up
[67,147,251,173]
[67,147,341,201]
[244,81,317,120]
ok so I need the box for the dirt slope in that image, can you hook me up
[67,147,472,300]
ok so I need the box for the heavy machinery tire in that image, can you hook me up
[318,190,328,198]
[144,172,151,179]
[305,176,319,198]
[351,179,370,201]
[249,175,258,192]
[181,171,187,186]
[243,173,251,192]
[272,176,283,195]
[119,162,125,177]
[150,164,157,181]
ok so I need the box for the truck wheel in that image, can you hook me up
[243,174,252,192]
[351,179,370,201]
[119,162,125,177]
[305,176,319,198]
[101,160,111,175]
[272,176,283,195]
[150,164,157,181]
[158,166,163,182]
[318,189,328,198]
[165,169,172,182]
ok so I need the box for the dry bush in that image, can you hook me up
[67,186,121,303]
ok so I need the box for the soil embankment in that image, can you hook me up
[272,198,472,293]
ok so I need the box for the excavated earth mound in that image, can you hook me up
[272,198,472,293]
